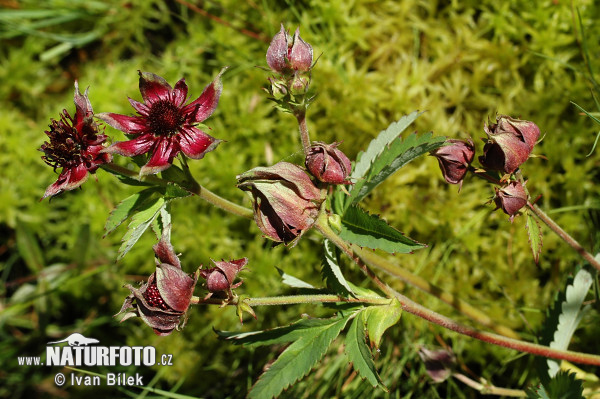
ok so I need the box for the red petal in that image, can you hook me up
[178,126,220,159]
[184,68,226,122]
[96,112,146,134]
[140,138,178,175]
[42,164,89,199]
[104,133,156,157]
[153,235,181,269]
[139,71,172,104]
[156,263,195,312]
[172,78,188,107]
[128,97,150,116]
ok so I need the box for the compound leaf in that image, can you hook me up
[321,238,355,296]
[345,312,386,390]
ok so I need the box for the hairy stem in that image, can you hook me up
[190,294,391,306]
[295,110,311,155]
[314,213,600,366]
[351,245,520,339]
[453,373,526,397]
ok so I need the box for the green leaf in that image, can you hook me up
[15,219,44,272]
[345,312,387,391]
[527,371,585,399]
[339,205,425,253]
[216,315,349,348]
[344,112,445,209]
[117,197,166,260]
[276,267,315,289]
[247,313,352,399]
[363,298,402,348]
[526,211,543,263]
[163,183,192,200]
[104,188,158,236]
[546,268,593,378]
[321,239,355,296]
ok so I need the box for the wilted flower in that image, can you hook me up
[431,138,475,189]
[305,141,352,184]
[494,180,528,222]
[479,115,540,174]
[115,235,197,336]
[200,258,248,296]
[418,347,456,383]
[266,25,313,74]
[40,82,111,199]
[97,69,225,175]
[237,162,324,245]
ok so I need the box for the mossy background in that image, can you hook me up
[1,0,599,398]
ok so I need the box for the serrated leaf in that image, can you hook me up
[275,267,315,289]
[526,212,543,263]
[163,183,192,200]
[150,205,171,239]
[104,188,158,236]
[345,312,387,390]
[349,132,445,205]
[351,111,422,181]
[339,206,425,253]
[528,371,585,399]
[546,268,593,377]
[117,197,165,260]
[321,239,355,296]
[248,314,352,399]
[216,315,348,348]
[363,298,402,348]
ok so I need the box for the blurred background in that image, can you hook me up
[1,0,599,398]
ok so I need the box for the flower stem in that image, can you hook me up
[453,373,526,397]
[527,201,600,271]
[295,110,311,155]
[100,163,253,219]
[314,214,520,339]
[314,213,600,366]
[190,294,390,306]
[391,286,600,366]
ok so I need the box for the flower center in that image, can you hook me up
[41,112,87,170]
[143,282,170,311]
[148,100,184,137]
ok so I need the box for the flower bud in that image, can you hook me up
[430,139,474,188]
[200,258,248,294]
[115,234,197,336]
[266,24,313,74]
[494,181,528,222]
[237,162,324,245]
[289,28,313,72]
[479,115,540,174]
[305,141,352,184]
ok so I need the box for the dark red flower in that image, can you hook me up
[478,115,540,174]
[494,180,528,222]
[431,138,475,189]
[97,69,225,175]
[115,235,197,336]
[305,141,352,184]
[237,162,324,245]
[40,82,111,199]
[200,258,248,295]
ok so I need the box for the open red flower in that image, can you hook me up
[97,69,225,175]
[40,82,111,199]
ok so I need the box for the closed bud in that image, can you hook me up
[266,25,313,75]
[237,162,324,245]
[494,180,528,222]
[479,115,540,174]
[305,141,352,184]
[431,138,474,189]
[200,258,248,294]
[289,28,313,72]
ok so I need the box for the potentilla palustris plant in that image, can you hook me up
[38,23,600,399]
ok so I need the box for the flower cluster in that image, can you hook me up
[431,115,540,220]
